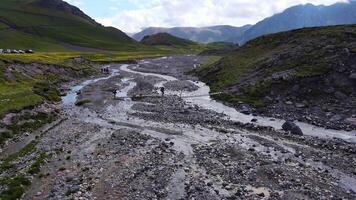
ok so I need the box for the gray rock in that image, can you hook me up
[345,118,356,125]
[282,121,295,131]
[343,48,350,56]
[349,73,356,80]
[324,87,335,94]
[295,103,305,108]
[292,85,300,92]
[239,104,251,115]
[263,96,273,103]
[285,101,293,105]
[330,115,343,122]
[291,125,303,136]
[282,121,303,136]
[334,91,347,100]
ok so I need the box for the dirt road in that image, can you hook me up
[21,55,356,199]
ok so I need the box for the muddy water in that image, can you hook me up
[115,78,136,99]
[62,68,119,106]
[120,63,356,144]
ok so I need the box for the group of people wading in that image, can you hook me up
[102,65,165,99]
[101,67,110,74]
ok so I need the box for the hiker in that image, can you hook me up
[160,87,165,97]
[113,90,117,99]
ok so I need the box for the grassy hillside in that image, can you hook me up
[0,0,137,51]
[140,33,196,46]
[197,25,356,107]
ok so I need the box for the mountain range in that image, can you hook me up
[132,25,252,44]
[133,1,356,44]
[241,0,356,43]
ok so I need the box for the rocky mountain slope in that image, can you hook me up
[241,1,356,43]
[197,25,356,130]
[0,0,137,51]
[133,25,252,44]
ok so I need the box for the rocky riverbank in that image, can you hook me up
[1,55,355,199]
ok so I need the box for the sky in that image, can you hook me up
[64,0,349,33]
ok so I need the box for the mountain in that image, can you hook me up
[196,25,356,129]
[140,33,196,46]
[241,1,356,43]
[133,25,252,44]
[0,0,137,51]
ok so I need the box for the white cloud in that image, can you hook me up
[65,0,84,6]
[69,0,350,33]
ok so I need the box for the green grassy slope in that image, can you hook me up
[0,29,69,51]
[140,32,196,46]
[0,0,137,51]
[196,25,356,106]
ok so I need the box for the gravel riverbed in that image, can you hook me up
[2,55,355,200]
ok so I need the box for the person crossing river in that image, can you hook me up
[160,87,165,97]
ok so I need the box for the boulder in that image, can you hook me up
[343,48,350,56]
[324,87,335,94]
[349,73,356,80]
[292,84,300,92]
[334,91,347,100]
[239,104,251,115]
[285,101,293,105]
[263,96,273,103]
[345,118,356,126]
[282,120,303,136]
[282,121,295,131]
[291,125,303,136]
[330,114,343,122]
[295,103,305,108]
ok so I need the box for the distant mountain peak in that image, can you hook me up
[133,25,252,44]
[241,1,356,43]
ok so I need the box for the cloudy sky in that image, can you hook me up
[65,0,348,33]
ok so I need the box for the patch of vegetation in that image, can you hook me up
[0,82,43,116]
[1,141,37,170]
[0,60,7,82]
[28,153,49,175]
[294,63,331,77]
[0,132,13,147]
[215,92,265,108]
[75,99,91,106]
[6,112,56,136]
[1,108,55,146]
[0,175,31,200]
[195,56,222,72]
[33,81,61,102]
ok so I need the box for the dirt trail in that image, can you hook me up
[22,55,356,199]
